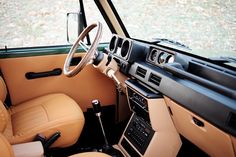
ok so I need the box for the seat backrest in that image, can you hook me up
[0,76,7,102]
[0,76,9,133]
[0,133,14,157]
[0,101,9,133]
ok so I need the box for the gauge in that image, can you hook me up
[109,35,118,52]
[157,52,168,64]
[166,55,175,63]
[149,49,158,62]
[120,40,131,58]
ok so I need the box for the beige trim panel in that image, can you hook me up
[145,98,182,157]
[0,54,116,111]
[99,0,126,37]
[165,97,235,157]
[94,53,128,93]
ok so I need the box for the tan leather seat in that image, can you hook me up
[0,77,85,148]
[0,133,14,157]
[70,152,111,157]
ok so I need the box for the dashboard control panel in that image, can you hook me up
[127,87,150,122]
[128,87,148,112]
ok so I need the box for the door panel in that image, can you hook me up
[0,53,116,111]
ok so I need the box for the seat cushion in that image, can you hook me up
[6,93,84,148]
[70,152,111,157]
[0,133,14,157]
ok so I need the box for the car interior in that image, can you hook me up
[0,0,235,157]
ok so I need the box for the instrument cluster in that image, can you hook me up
[108,34,147,74]
[147,47,175,66]
[109,34,132,60]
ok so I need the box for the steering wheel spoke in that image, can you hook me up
[79,40,90,52]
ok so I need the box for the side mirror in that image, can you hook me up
[66,12,84,44]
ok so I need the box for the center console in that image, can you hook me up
[119,80,159,156]
[117,79,182,157]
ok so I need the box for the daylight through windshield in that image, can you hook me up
[112,0,236,59]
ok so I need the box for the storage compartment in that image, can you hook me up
[187,60,236,90]
[163,61,236,99]
[165,97,235,157]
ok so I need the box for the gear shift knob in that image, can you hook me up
[92,99,101,115]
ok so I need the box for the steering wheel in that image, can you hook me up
[63,22,102,77]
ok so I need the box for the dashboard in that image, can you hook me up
[108,34,236,137]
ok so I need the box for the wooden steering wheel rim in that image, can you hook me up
[63,22,102,77]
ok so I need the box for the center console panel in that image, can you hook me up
[117,79,182,157]
[126,79,161,122]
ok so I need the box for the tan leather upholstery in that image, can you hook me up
[70,152,111,157]
[0,55,116,112]
[0,101,9,133]
[0,76,7,102]
[0,76,85,148]
[4,94,85,147]
[0,133,14,157]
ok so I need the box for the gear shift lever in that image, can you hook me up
[92,100,109,147]
[92,100,123,157]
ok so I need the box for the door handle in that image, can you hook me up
[25,68,62,80]
[192,117,205,127]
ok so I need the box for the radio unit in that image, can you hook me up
[128,87,148,112]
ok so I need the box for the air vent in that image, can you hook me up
[228,113,236,130]
[136,66,147,78]
[148,73,162,86]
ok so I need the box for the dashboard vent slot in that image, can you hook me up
[228,113,236,130]
[149,73,161,86]
[136,66,147,78]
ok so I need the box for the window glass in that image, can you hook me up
[0,0,111,49]
[83,0,112,43]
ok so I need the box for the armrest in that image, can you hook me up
[12,141,44,157]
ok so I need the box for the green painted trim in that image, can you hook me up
[0,43,109,58]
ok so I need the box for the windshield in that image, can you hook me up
[111,0,236,59]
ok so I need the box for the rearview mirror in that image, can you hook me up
[66,12,84,44]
